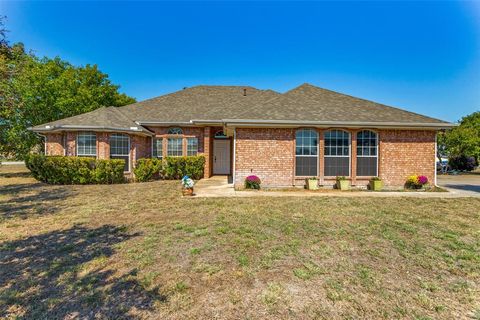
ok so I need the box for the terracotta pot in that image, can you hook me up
[182,188,194,196]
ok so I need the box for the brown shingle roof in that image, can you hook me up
[31,83,453,133]
[118,85,280,122]
[30,106,152,135]
[232,83,447,124]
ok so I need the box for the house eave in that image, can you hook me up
[28,125,154,136]
[221,119,457,130]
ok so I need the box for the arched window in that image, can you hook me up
[357,130,378,176]
[110,133,130,172]
[324,130,350,176]
[167,127,183,156]
[295,129,318,176]
[167,127,183,135]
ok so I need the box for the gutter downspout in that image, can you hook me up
[232,128,236,186]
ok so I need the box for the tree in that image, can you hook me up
[439,111,480,170]
[0,16,136,159]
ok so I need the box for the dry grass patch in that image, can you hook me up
[0,164,479,319]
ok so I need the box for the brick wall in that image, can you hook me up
[65,132,76,156]
[131,135,151,168]
[379,130,436,186]
[234,128,436,188]
[235,128,295,187]
[97,133,110,159]
[45,133,64,155]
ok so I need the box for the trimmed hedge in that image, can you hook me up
[25,154,125,184]
[133,155,205,181]
[163,156,205,180]
[133,158,163,182]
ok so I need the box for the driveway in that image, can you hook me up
[437,173,480,196]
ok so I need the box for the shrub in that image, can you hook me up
[134,158,163,182]
[245,175,261,189]
[25,154,125,184]
[405,174,428,189]
[449,155,477,171]
[162,156,205,180]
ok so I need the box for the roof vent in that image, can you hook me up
[45,125,51,129]
[243,88,247,96]
[130,126,139,131]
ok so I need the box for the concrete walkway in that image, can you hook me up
[194,176,480,198]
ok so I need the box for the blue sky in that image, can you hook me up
[2,1,479,122]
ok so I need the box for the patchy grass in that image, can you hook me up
[0,164,479,319]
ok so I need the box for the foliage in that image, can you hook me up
[25,154,125,184]
[245,175,261,189]
[0,17,135,159]
[405,174,428,189]
[439,111,480,164]
[370,176,381,181]
[162,156,205,180]
[336,176,347,181]
[133,158,163,182]
[448,155,477,171]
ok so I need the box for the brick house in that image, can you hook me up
[30,83,454,188]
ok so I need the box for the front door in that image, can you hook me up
[213,139,231,175]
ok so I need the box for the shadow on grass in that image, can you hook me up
[0,225,166,319]
[0,182,74,220]
[0,171,31,179]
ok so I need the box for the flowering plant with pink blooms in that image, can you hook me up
[406,174,428,189]
[245,175,261,189]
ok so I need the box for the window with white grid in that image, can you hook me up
[153,138,163,158]
[295,129,318,176]
[167,138,183,156]
[187,137,198,156]
[356,130,378,176]
[324,130,350,176]
[109,133,130,171]
[77,132,97,157]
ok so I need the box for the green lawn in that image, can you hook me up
[1,165,479,319]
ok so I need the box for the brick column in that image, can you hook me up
[66,132,76,156]
[318,129,325,185]
[203,127,211,178]
[97,132,110,159]
[351,130,357,185]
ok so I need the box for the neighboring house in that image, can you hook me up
[30,83,454,188]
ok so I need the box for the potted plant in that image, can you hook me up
[245,175,261,189]
[336,176,350,190]
[369,177,383,191]
[405,174,429,190]
[181,175,195,196]
[306,177,319,190]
